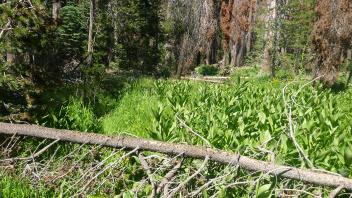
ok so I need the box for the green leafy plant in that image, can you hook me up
[195,64,219,76]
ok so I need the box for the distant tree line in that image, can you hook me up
[0,0,351,120]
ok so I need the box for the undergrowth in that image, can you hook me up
[2,73,352,197]
[40,74,352,174]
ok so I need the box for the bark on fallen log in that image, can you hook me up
[181,77,225,84]
[1,122,352,190]
[202,76,230,80]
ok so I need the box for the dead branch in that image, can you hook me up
[78,147,138,194]
[1,123,352,190]
[139,153,157,198]
[157,158,184,194]
[167,156,209,198]
[176,114,211,147]
[329,186,345,198]
[189,172,232,197]
[0,19,11,39]
[180,77,225,84]
[0,139,59,162]
[283,83,314,168]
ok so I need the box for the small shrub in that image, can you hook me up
[195,64,219,76]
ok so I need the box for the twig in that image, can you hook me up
[288,107,314,168]
[189,172,231,197]
[176,114,211,147]
[0,19,11,39]
[279,188,320,197]
[52,144,90,182]
[133,153,184,195]
[257,138,275,163]
[209,181,251,198]
[78,147,139,194]
[0,139,59,162]
[138,153,157,198]
[329,185,345,198]
[283,84,314,168]
[167,156,209,198]
[157,158,184,194]
[67,148,121,193]
[39,144,61,176]
[190,159,241,197]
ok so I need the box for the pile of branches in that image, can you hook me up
[1,123,352,197]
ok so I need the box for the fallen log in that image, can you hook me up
[202,76,230,80]
[1,122,352,190]
[181,77,225,84]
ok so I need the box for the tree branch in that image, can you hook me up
[1,123,352,190]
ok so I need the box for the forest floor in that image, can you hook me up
[1,67,352,197]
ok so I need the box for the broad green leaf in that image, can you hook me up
[256,184,272,198]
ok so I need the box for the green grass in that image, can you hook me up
[101,79,159,137]
[0,171,54,198]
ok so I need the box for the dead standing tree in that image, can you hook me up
[167,0,220,77]
[167,0,257,76]
[221,0,256,68]
[312,0,352,86]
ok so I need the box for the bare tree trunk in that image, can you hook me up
[87,0,95,67]
[52,0,61,21]
[176,63,183,78]
[236,35,245,66]
[1,122,352,191]
[6,52,14,64]
[206,38,217,65]
[246,0,256,52]
[222,50,230,67]
[261,0,277,75]
[229,40,237,66]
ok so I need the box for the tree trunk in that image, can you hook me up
[229,40,237,66]
[222,50,230,67]
[206,38,217,65]
[87,0,95,67]
[52,0,61,21]
[261,0,277,75]
[236,35,245,66]
[246,0,256,52]
[6,52,14,64]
